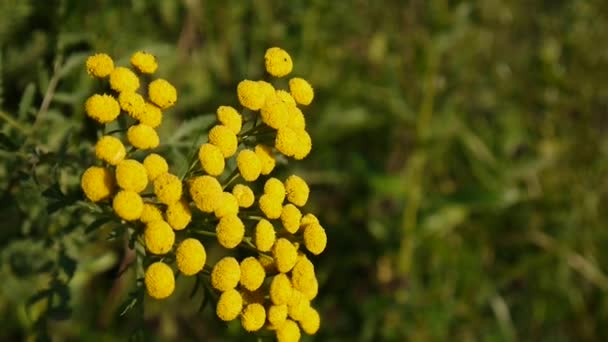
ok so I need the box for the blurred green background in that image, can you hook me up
[2,0,608,340]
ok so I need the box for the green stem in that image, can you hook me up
[0,111,29,133]
[222,169,241,190]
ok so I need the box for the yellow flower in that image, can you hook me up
[284,175,309,207]
[144,262,174,299]
[153,172,183,205]
[276,89,296,106]
[189,175,222,212]
[208,125,238,158]
[281,204,302,234]
[127,124,160,150]
[214,192,239,218]
[300,213,319,228]
[232,184,254,208]
[268,304,288,329]
[255,144,276,175]
[216,289,243,321]
[143,153,169,181]
[115,159,148,193]
[95,135,126,165]
[287,289,310,322]
[148,78,177,109]
[257,80,275,101]
[139,102,162,128]
[275,127,298,157]
[86,53,114,78]
[216,106,242,134]
[299,306,320,335]
[303,223,327,255]
[237,149,262,182]
[291,257,318,301]
[241,303,266,332]
[259,194,283,219]
[270,273,293,305]
[255,219,276,252]
[237,80,265,111]
[287,105,306,131]
[130,51,158,74]
[118,91,146,120]
[273,238,298,273]
[239,257,266,291]
[276,319,301,342]
[265,47,293,78]
[198,143,225,176]
[215,214,245,249]
[81,166,115,202]
[264,177,286,202]
[109,66,140,93]
[113,190,144,221]
[260,93,289,129]
[176,238,206,276]
[211,257,241,291]
[144,220,175,254]
[140,203,163,224]
[289,78,314,106]
[166,199,192,230]
[293,129,312,160]
[85,94,120,124]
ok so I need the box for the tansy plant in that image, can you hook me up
[80,48,325,340]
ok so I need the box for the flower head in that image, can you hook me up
[257,80,275,100]
[287,289,310,321]
[276,90,296,106]
[143,153,168,181]
[86,53,114,78]
[259,194,283,219]
[299,306,320,335]
[281,204,302,234]
[287,106,306,130]
[284,175,309,207]
[109,67,140,93]
[85,94,120,124]
[216,289,243,321]
[215,214,245,249]
[113,190,144,221]
[211,257,241,291]
[265,47,293,78]
[198,143,225,176]
[270,273,293,305]
[176,238,206,276]
[241,303,266,332]
[166,199,192,230]
[148,79,177,109]
[153,172,182,205]
[189,175,222,212]
[275,127,298,157]
[127,124,160,150]
[144,262,174,299]
[216,106,242,134]
[276,320,301,342]
[237,80,265,111]
[255,219,276,252]
[237,149,262,182]
[232,184,255,208]
[140,203,163,224]
[239,257,266,291]
[300,213,319,228]
[289,77,314,106]
[144,220,175,254]
[268,304,288,329]
[260,93,289,129]
[264,177,286,202]
[140,102,162,128]
[303,223,327,255]
[130,51,158,74]
[208,125,237,158]
[95,136,126,165]
[293,129,312,160]
[214,192,239,219]
[255,144,276,175]
[273,238,298,273]
[115,159,148,193]
[118,91,146,120]
[81,166,115,202]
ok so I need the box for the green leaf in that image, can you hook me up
[166,115,215,145]
[18,82,36,121]
[58,251,77,279]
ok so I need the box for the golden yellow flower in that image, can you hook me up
[215,214,245,249]
[299,306,320,335]
[264,177,286,202]
[276,319,301,342]
[189,175,222,212]
[176,238,206,276]
[237,149,262,182]
[144,220,175,254]
[208,125,238,158]
[291,257,318,301]
[284,175,309,207]
[273,238,298,273]
[293,129,312,160]
[241,303,266,332]
[214,192,239,218]
[211,256,241,291]
[255,219,276,252]
[166,199,192,230]
[254,144,276,175]
[144,262,174,299]
[287,105,306,131]
[260,93,289,129]
[232,184,255,208]
[130,51,158,74]
[257,80,275,101]
[270,273,293,305]
[140,203,163,224]
[86,53,114,78]
[81,166,115,202]
[127,124,160,150]
[281,204,302,234]
[118,91,146,120]
[216,289,243,321]
[276,89,296,106]
[113,190,144,221]
[95,135,126,165]
[259,193,283,219]
[148,78,177,109]
[300,213,319,228]
[139,102,162,128]
[216,106,242,134]
[85,94,120,124]
[109,66,140,93]
[268,304,288,329]
[198,143,225,176]
[237,80,265,111]
[287,289,310,322]
[303,223,327,255]
[275,127,298,157]
[153,172,183,205]
[143,153,169,181]
[289,77,314,106]
[265,47,293,78]
[115,159,148,193]
[239,257,266,291]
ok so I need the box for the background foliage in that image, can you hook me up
[2,0,608,340]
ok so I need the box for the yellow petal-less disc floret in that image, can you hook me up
[281,204,302,234]
[264,178,286,202]
[268,304,288,329]
[273,238,298,273]
[143,153,169,181]
[257,80,275,101]
[237,80,265,111]
[144,262,175,299]
[287,289,310,321]
[208,125,238,158]
[276,89,296,106]
[287,106,306,131]
[289,77,314,106]
[198,143,225,176]
[81,166,115,202]
[216,106,242,134]
[300,213,319,228]
[284,175,309,207]
[293,129,312,160]
[239,257,266,291]
[189,175,222,213]
[276,319,301,342]
[95,135,126,165]
[86,53,114,78]
[214,192,239,218]
[148,78,177,109]
[216,289,243,321]
[270,273,293,305]
[130,51,158,74]
[85,94,120,124]
[140,203,163,223]
[140,102,163,128]
[259,194,283,219]
[255,144,276,175]
[211,257,241,291]
[275,127,298,157]
[153,172,183,205]
[241,303,266,332]
[303,223,327,255]
[215,214,245,249]
[265,47,293,78]
[291,257,319,301]
[115,159,148,193]
[118,91,146,120]
[176,238,206,276]
[237,149,262,182]
[113,190,144,221]
[166,199,192,230]
[128,124,160,150]
[255,219,276,252]
[260,93,289,129]
[299,306,320,335]
[109,67,140,93]
[144,220,175,254]
[232,184,255,208]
